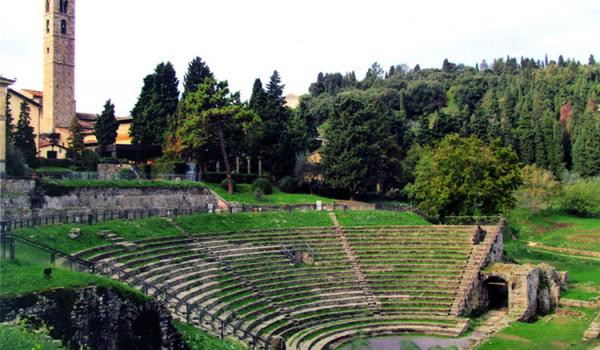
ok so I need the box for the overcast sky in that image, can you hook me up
[1,0,599,115]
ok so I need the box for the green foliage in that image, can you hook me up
[130,62,179,146]
[407,135,522,219]
[182,56,214,97]
[94,99,118,146]
[0,321,65,350]
[279,176,299,193]
[66,117,85,169]
[203,182,333,205]
[173,321,245,350]
[14,101,37,167]
[322,90,402,198]
[6,142,30,177]
[251,178,273,195]
[517,165,560,215]
[80,150,99,172]
[220,178,236,192]
[118,168,137,180]
[294,151,322,194]
[572,110,600,177]
[398,339,420,350]
[559,177,600,217]
[5,91,14,141]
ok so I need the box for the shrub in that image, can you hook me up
[81,150,99,171]
[118,168,137,180]
[517,165,560,215]
[279,176,298,193]
[220,178,236,192]
[252,178,273,195]
[559,177,600,217]
[254,187,265,202]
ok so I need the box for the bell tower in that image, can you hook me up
[43,0,76,130]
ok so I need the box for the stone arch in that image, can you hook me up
[483,276,509,310]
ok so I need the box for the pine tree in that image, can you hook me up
[95,99,118,146]
[183,57,213,97]
[249,78,267,111]
[573,111,600,177]
[5,92,13,142]
[590,55,596,65]
[14,101,37,166]
[130,62,180,146]
[67,116,85,169]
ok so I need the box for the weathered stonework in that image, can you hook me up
[0,179,36,219]
[0,286,187,350]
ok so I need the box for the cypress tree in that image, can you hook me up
[5,92,13,142]
[573,111,600,177]
[67,116,86,169]
[14,101,37,166]
[183,57,213,97]
[130,74,155,145]
[95,99,118,146]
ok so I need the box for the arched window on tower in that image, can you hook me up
[61,20,67,34]
[64,1,69,13]
[46,20,50,33]
[46,0,50,13]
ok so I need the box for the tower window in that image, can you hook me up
[59,0,69,13]
[61,20,67,34]
[46,0,50,13]
[46,20,50,33]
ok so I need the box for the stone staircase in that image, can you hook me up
[329,213,381,313]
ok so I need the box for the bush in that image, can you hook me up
[560,177,600,217]
[518,165,560,215]
[279,176,298,193]
[81,150,99,171]
[203,172,260,184]
[118,168,137,180]
[252,178,273,195]
[254,187,265,202]
[36,158,73,168]
[220,178,236,192]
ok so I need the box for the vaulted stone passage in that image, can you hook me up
[483,277,508,310]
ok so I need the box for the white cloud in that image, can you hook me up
[1,0,598,115]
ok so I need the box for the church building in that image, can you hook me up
[5,0,133,160]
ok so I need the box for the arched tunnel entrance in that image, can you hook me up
[483,277,509,310]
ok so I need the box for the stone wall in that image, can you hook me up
[0,179,35,219]
[37,186,220,216]
[0,179,224,220]
[0,286,187,350]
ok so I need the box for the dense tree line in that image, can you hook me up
[300,56,600,193]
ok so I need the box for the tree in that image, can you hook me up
[5,92,13,142]
[322,91,402,199]
[572,111,600,177]
[130,62,179,146]
[406,135,522,219]
[517,165,560,215]
[589,54,596,65]
[294,151,322,194]
[177,77,259,193]
[14,101,37,166]
[183,56,213,97]
[67,116,86,169]
[95,99,118,146]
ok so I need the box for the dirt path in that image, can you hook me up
[526,241,600,261]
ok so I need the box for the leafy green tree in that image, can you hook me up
[67,116,86,169]
[95,99,118,146]
[14,101,37,166]
[322,91,402,199]
[518,164,560,216]
[406,135,522,219]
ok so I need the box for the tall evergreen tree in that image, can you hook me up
[249,78,267,111]
[572,111,600,177]
[14,101,37,166]
[183,57,213,96]
[95,99,118,146]
[5,92,13,142]
[67,116,86,169]
[589,54,596,65]
[130,62,179,146]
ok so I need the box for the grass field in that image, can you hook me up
[336,210,431,226]
[177,211,334,233]
[0,259,148,301]
[505,209,600,301]
[205,182,335,204]
[477,307,599,350]
[13,217,181,253]
[0,322,65,350]
[509,208,600,252]
[173,320,246,350]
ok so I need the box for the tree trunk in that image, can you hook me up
[216,124,234,194]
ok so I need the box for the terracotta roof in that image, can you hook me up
[21,89,43,98]
[8,88,41,107]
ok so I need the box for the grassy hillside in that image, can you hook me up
[204,182,334,204]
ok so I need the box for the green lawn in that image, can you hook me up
[336,210,431,227]
[477,307,599,350]
[0,259,148,302]
[13,217,180,253]
[177,211,334,234]
[34,167,72,175]
[204,182,335,204]
[173,320,246,350]
[0,322,65,350]
[509,208,600,252]
[505,208,600,301]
